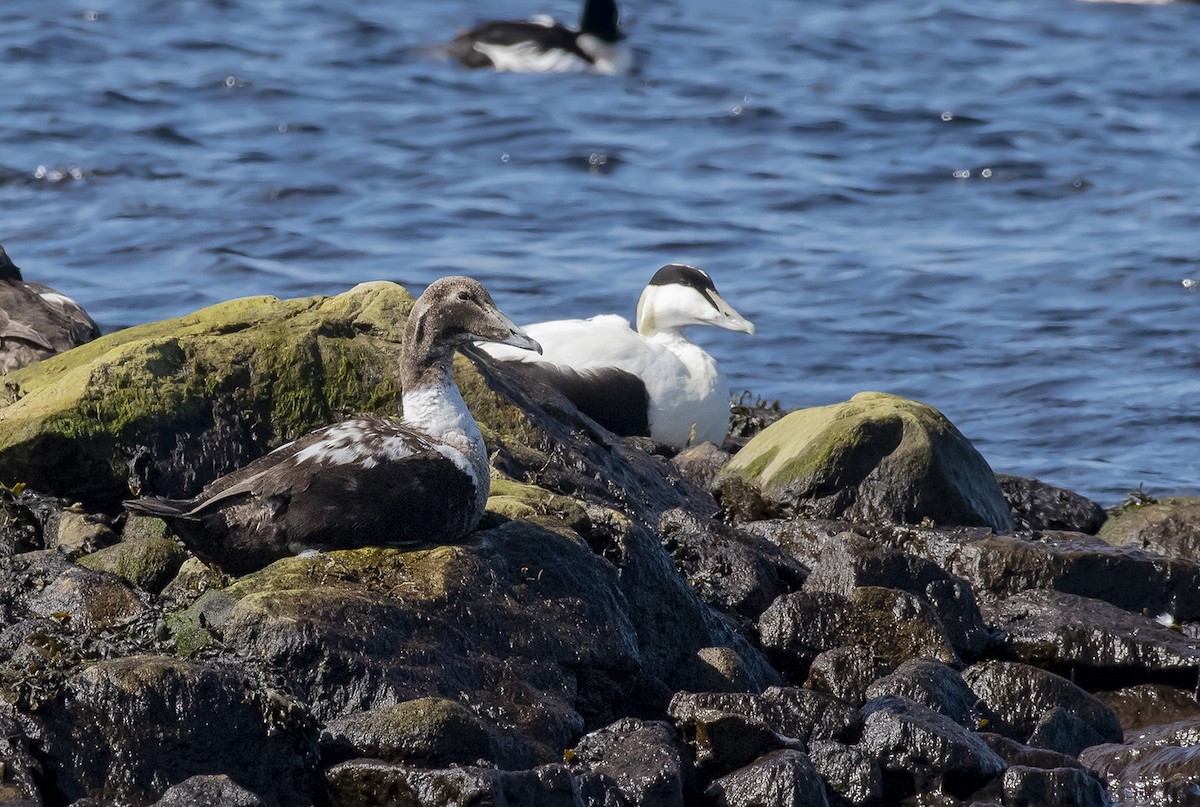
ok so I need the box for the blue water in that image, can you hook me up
[2,0,1198,504]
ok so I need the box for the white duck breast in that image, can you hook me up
[124,276,541,575]
[483,264,755,449]
[448,0,631,75]
[0,245,100,374]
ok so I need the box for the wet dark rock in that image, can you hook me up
[807,740,882,807]
[860,695,1005,800]
[1096,684,1200,733]
[1080,730,1200,807]
[46,511,115,558]
[670,442,731,490]
[656,508,806,625]
[978,733,1086,771]
[713,392,1013,531]
[600,519,781,697]
[1026,707,1112,758]
[999,765,1110,807]
[159,556,227,608]
[996,474,1107,535]
[864,658,984,729]
[677,647,756,694]
[0,551,145,632]
[805,646,894,708]
[0,715,41,806]
[27,655,317,807]
[932,530,1200,620]
[568,718,686,807]
[703,750,831,807]
[0,488,63,558]
[1099,496,1200,561]
[324,760,583,807]
[759,587,959,678]
[320,697,494,767]
[963,661,1121,750]
[185,522,640,768]
[982,590,1200,688]
[150,774,265,807]
[668,688,860,746]
[801,534,991,660]
[670,706,801,783]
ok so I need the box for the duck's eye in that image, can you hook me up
[457,290,471,302]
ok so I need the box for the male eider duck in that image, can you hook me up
[447,0,631,75]
[124,277,541,575]
[0,244,100,374]
[481,264,755,450]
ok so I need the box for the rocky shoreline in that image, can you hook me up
[1,282,1198,806]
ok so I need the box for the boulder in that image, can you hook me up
[656,508,806,624]
[320,697,494,767]
[0,284,415,510]
[1099,496,1200,561]
[26,655,317,807]
[1095,684,1200,733]
[1000,766,1111,807]
[807,740,883,806]
[759,586,959,676]
[172,521,640,768]
[804,646,893,708]
[704,750,831,807]
[712,392,1013,531]
[0,551,145,632]
[996,474,1107,535]
[799,534,991,660]
[860,695,1005,800]
[982,590,1200,687]
[963,661,1122,749]
[1080,724,1200,807]
[864,658,984,729]
[78,530,188,594]
[567,718,687,807]
[0,715,41,806]
[323,760,583,807]
[668,688,860,747]
[150,775,266,807]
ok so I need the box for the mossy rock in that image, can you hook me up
[714,392,1013,531]
[321,697,493,766]
[1099,496,1200,561]
[0,282,413,509]
[0,282,545,514]
[79,531,188,594]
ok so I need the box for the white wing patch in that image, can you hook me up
[293,418,423,468]
[472,41,589,73]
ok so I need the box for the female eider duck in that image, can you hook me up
[447,0,631,75]
[0,244,100,373]
[482,264,755,450]
[124,277,541,575]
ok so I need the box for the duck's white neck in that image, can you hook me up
[402,366,490,511]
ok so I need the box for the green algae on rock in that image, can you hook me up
[0,282,416,510]
[713,391,1013,531]
[1099,496,1200,561]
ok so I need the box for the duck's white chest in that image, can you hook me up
[644,337,729,447]
[403,384,491,514]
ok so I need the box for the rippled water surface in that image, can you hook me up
[4,0,1199,503]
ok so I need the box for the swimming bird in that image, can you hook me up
[124,277,541,575]
[0,245,101,374]
[447,0,632,75]
[481,264,755,450]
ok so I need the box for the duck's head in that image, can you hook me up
[0,246,23,282]
[580,0,622,43]
[407,276,541,361]
[635,264,755,337]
